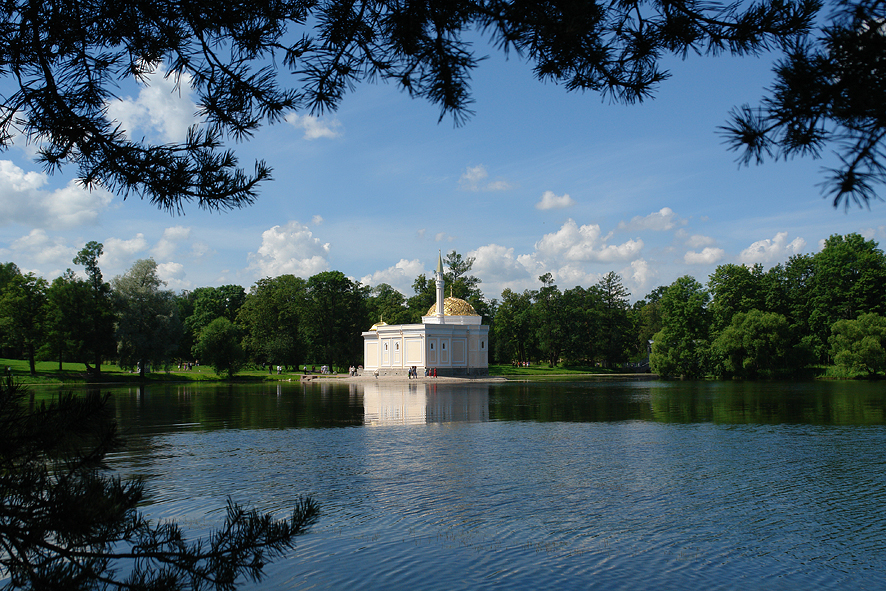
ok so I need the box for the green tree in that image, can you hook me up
[366,283,411,327]
[650,276,711,378]
[707,263,765,333]
[829,312,886,376]
[711,309,791,379]
[304,271,367,368]
[0,0,815,212]
[43,270,92,371]
[560,285,604,365]
[195,317,247,378]
[533,273,564,367]
[72,241,117,375]
[808,233,886,361]
[0,376,318,590]
[237,275,307,369]
[493,288,536,364]
[112,259,183,378]
[723,0,886,208]
[631,286,668,359]
[596,272,631,367]
[0,273,48,375]
[406,274,437,323]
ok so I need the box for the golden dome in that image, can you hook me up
[368,321,388,331]
[427,297,479,316]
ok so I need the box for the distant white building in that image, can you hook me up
[362,252,489,376]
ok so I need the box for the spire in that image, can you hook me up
[436,250,444,276]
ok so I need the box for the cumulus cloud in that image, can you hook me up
[285,114,342,140]
[156,261,189,290]
[624,259,655,291]
[535,190,576,210]
[8,230,76,274]
[684,247,725,264]
[152,226,191,260]
[684,234,716,249]
[535,218,643,262]
[0,161,113,229]
[102,234,150,271]
[458,165,511,192]
[312,215,324,225]
[739,232,807,265]
[106,66,198,142]
[470,244,533,283]
[247,220,330,278]
[360,258,424,293]
[618,207,687,232]
[435,232,454,242]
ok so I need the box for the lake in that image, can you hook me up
[98,378,886,590]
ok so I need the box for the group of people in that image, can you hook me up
[407,366,437,378]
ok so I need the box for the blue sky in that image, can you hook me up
[1,38,883,303]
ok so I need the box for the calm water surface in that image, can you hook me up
[97,379,886,590]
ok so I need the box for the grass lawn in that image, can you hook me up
[488,363,645,377]
[0,358,335,385]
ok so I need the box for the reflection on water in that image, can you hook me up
[362,382,489,425]
[97,380,886,590]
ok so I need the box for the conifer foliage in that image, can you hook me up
[0,377,319,590]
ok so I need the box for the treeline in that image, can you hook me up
[495,233,886,378]
[1,235,885,379]
[0,249,490,378]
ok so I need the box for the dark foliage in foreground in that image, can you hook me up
[0,377,318,590]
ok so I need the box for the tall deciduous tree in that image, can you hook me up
[72,241,116,375]
[0,273,48,375]
[707,263,765,333]
[194,317,247,378]
[493,288,535,364]
[808,233,886,361]
[112,259,183,378]
[237,275,308,369]
[367,283,411,327]
[305,271,367,368]
[0,0,816,212]
[711,309,791,379]
[650,276,711,378]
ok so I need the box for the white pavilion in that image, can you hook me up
[361,253,489,377]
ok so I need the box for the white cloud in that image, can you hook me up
[156,261,189,290]
[360,258,424,293]
[739,232,807,265]
[8,230,76,274]
[684,247,725,264]
[102,234,150,271]
[684,234,716,249]
[535,218,643,262]
[470,244,532,284]
[435,232,454,242]
[106,66,198,143]
[618,207,687,232]
[312,215,324,225]
[623,259,656,293]
[285,114,342,140]
[535,190,576,210]
[0,161,113,229]
[152,226,191,260]
[458,165,511,192]
[247,220,330,278]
